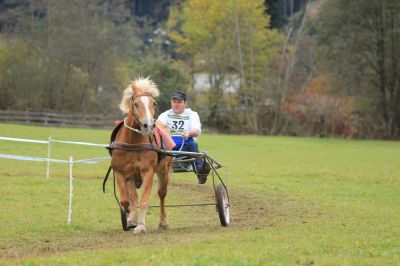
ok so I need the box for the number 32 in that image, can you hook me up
[172,120,184,130]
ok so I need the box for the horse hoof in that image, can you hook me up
[133,224,146,234]
[135,178,142,189]
[127,223,137,229]
[159,223,169,230]
[127,217,137,226]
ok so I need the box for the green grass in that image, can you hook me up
[0,123,399,265]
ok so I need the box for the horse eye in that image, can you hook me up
[134,102,139,108]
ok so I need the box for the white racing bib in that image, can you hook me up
[157,108,201,145]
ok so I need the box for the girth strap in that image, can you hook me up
[107,141,159,152]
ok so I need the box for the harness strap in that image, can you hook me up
[107,141,159,152]
[102,166,112,193]
[103,140,159,193]
[132,92,153,99]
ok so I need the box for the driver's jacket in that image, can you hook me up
[157,108,201,147]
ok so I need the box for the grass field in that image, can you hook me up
[0,123,399,265]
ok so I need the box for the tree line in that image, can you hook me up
[0,0,399,139]
[0,0,187,115]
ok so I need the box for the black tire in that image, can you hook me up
[120,207,129,231]
[216,183,230,226]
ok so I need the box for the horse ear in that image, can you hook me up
[130,81,142,96]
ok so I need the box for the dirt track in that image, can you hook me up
[1,178,310,260]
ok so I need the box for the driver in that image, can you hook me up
[157,91,210,184]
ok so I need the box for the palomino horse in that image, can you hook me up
[109,78,172,234]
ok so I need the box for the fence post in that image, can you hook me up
[25,109,29,124]
[46,137,52,179]
[68,156,73,225]
[44,112,48,126]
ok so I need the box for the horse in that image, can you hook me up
[109,77,173,234]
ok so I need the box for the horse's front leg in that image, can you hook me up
[133,170,154,234]
[126,178,138,228]
[115,171,129,213]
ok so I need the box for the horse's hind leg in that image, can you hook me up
[115,172,129,212]
[157,172,170,229]
[157,158,172,229]
[126,179,138,227]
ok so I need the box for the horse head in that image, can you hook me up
[120,77,160,135]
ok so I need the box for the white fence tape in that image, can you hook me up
[0,153,109,164]
[0,136,107,147]
[0,135,110,225]
[0,153,67,163]
[73,157,110,164]
[0,136,49,144]
[51,139,107,147]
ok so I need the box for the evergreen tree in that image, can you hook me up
[265,0,287,29]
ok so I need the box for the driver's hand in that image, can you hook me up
[182,131,190,140]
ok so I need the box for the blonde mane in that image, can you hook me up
[119,77,160,114]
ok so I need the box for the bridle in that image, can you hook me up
[124,92,158,135]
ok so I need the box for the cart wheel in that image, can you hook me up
[216,183,230,226]
[120,207,129,231]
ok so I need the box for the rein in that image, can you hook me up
[123,117,143,134]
